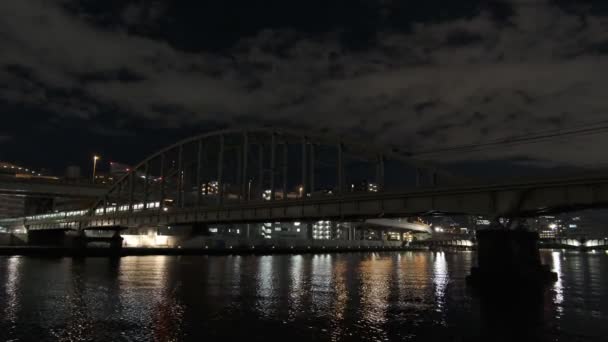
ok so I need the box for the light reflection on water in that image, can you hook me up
[552,251,565,317]
[432,252,448,327]
[359,253,392,342]
[288,254,304,321]
[0,251,607,341]
[4,256,20,340]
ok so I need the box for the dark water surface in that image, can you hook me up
[0,250,607,341]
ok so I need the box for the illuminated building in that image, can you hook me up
[349,180,379,193]
[201,181,219,195]
[313,220,332,240]
[260,221,304,239]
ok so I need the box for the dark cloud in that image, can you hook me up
[1,0,607,172]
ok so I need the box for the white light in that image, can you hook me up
[549,223,557,230]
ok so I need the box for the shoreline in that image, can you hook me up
[0,245,601,257]
[0,245,459,257]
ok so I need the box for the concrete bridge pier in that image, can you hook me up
[107,230,124,250]
[306,222,313,240]
[74,227,125,250]
[27,228,67,246]
[467,228,557,288]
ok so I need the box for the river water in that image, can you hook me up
[0,250,606,341]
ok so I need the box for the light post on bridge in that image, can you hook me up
[92,155,100,184]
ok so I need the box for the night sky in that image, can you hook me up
[1,0,608,177]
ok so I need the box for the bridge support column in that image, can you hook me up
[27,229,66,246]
[73,230,88,249]
[306,222,313,240]
[467,229,557,287]
[109,230,124,250]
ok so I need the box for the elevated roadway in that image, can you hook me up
[0,177,108,198]
[4,171,608,231]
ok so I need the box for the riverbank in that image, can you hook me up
[0,245,437,257]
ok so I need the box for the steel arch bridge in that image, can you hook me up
[82,128,458,227]
[7,128,608,233]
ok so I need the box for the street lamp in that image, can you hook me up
[92,155,100,183]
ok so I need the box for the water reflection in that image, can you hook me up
[231,255,242,297]
[311,254,333,314]
[4,256,21,338]
[1,252,608,341]
[330,257,348,341]
[432,252,449,328]
[54,259,93,341]
[288,255,304,321]
[552,251,564,317]
[114,256,184,341]
[358,253,391,342]
[256,256,275,318]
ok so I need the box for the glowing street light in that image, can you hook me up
[92,155,100,183]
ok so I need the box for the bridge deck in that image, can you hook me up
[3,172,608,231]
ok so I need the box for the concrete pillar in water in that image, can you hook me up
[109,230,123,250]
[467,229,557,287]
[27,229,66,246]
[306,222,313,240]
